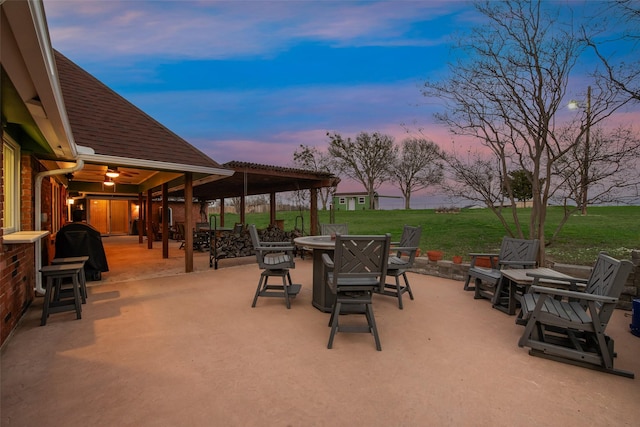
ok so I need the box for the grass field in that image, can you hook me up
[213,206,640,265]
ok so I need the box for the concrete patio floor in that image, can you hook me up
[1,236,639,426]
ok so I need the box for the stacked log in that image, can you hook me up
[213,225,302,260]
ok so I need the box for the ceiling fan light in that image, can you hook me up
[106,168,120,178]
[103,176,115,186]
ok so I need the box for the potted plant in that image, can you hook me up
[427,250,443,262]
[452,255,463,264]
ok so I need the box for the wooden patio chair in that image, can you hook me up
[249,224,301,309]
[464,237,539,305]
[322,233,391,351]
[518,253,634,378]
[378,225,421,309]
[320,223,348,236]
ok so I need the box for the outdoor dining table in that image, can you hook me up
[293,235,336,312]
[497,267,582,315]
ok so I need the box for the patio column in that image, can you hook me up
[184,172,194,272]
[310,188,318,235]
[146,189,153,249]
[162,183,169,259]
[138,193,144,244]
[219,198,225,227]
[270,192,276,226]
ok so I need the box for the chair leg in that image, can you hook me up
[464,274,475,291]
[365,300,382,351]
[251,274,266,307]
[403,273,414,300]
[282,274,291,309]
[395,276,404,310]
[41,276,54,326]
[327,301,341,349]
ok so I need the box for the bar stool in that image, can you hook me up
[52,256,89,303]
[40,263,84,326]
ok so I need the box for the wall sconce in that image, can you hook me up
[67,198,75,205]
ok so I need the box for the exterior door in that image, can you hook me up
[88,199,130,235]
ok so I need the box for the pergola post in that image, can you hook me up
[184,172,194,272]
[162,183,169,259]
[138,193,144,244]
[270,192,276,226]
[219,198,225,227]
[310,188,318,235]
[146,189,153,249]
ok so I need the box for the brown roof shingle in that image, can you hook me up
[54,50,222,169]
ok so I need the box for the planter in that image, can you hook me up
[452,256,463,264]
[474,256,493,268]
[427,250,443,262]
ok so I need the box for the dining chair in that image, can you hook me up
[379,225,421,309]
[322,233,391,350]
[249,224,301,309]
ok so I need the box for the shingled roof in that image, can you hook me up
[169,161,340,200]
[55,50,224,170]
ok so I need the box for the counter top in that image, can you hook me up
[2,230,50,244]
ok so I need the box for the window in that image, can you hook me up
[358,197,365,204]
[339,197,346,205]
[2,137,20,234]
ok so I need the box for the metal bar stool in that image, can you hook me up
[52,256,89,303]
[40,263,84,326]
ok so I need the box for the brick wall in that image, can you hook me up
[0,154,38,346]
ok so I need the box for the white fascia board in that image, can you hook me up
[77,153,235,177]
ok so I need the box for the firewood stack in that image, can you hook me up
[213,225,302,260]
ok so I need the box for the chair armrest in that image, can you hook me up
[261,241,294,247]
[255,244,295,253]
[500,260,536,267]
[526,272,588,284]
[322,253,334,268]
[468,252,499,258]
[529,285,618,303]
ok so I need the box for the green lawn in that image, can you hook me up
[213,206,640,265]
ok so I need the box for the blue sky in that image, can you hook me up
[43,0,638,207]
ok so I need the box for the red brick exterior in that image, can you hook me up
[0,154,40,345]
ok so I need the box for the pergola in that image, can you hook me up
[166,160,341,236]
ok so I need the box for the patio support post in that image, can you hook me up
[184,172,194,272]
[162,183,169,259]
[147,189,153,249]
[270,192,276,226]
[138,193,144,244]
[220,198,225,227]
[310,188,318,235]
[240,196,246,225]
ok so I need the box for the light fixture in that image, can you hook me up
[103,176,115,186]
[106,168,120,178]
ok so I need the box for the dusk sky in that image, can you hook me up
[43,1,638,207]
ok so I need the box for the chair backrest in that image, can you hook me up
[498,237,539,267]
[233,222,244,233]
[196,222,210,231]
[329,234,391,293]
[321,223,348,236]
[175,222,185,240]
[584,253,633,324]
[395,225,422,266]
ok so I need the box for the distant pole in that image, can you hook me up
[581,86,591,216]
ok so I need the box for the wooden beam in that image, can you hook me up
[184,172,194,273]
[310,188,318,235]
[138,193,144,244]
[162,183,169,259]
[146,189,153,249]
[270,192,276,225]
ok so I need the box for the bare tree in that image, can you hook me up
[327,131,397,210]
[422,0,631,263]
[586,0,640,102]
[292,144,338,210]
[552,124,640,219]
[390,137,444,209]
